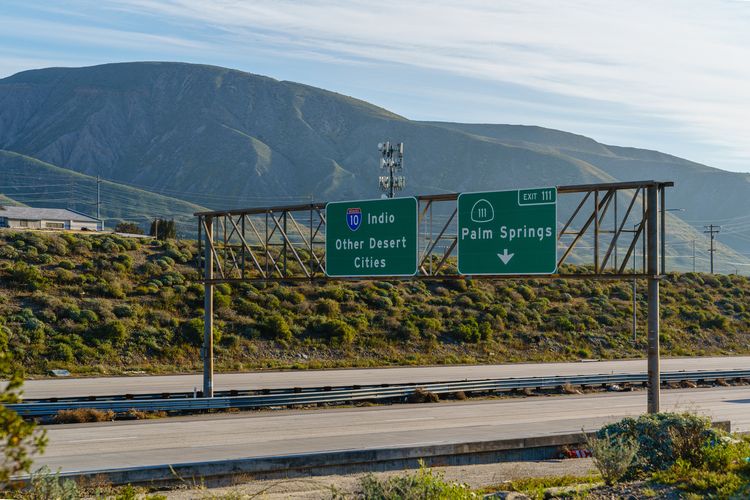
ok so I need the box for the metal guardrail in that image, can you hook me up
[10,369,750,417]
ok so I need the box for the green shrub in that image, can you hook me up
[597,412,718,477]
[0,245,19,259]
[236,298,263,317]
[453,318,481,343]
[48,342,75,362]
[214,292,231,309]
[93,279,127,299]
[113,305,134,318]
[0,326,9,352]
[262,314,293,342]
[274,287,305,305]
[315,298,340,316]
[309,318,356,345]
[517,284,536,301]
[652,458,744,497]
[97,321,128,345]
[698,436,750,472]
[180,318,204,346]
[357,462,474,499]
[0,353,47,488]
[555,316,576,332]
[220,334,241,349]
[79,309,99,324]
[585,430,640,485]
[9,262,46,291]
[397,320,420,341]
[417,317,442,336]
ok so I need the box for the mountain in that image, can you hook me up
[427,123,750,263]
[0,149,206,234]
[0,193,23,206]
[0,62,747,272]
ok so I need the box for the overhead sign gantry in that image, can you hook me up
[196,180,672,415]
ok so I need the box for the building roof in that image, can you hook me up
[0,206,100,223]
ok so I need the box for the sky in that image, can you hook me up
[2,0,750,172]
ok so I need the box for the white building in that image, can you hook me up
[0,206,103,231]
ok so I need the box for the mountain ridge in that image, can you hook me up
[1,61,748,272]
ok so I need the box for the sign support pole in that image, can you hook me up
[647,186,660,413]
[203,216,214,398]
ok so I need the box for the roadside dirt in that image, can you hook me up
[161,458,595,499]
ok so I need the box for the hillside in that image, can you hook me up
[427,122,750,265]
[0,150,207,234]
[0,194,23,206]
[1,230,749,376]
[0,62,748,270]
[0,63,608,204]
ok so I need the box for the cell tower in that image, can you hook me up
[377,141,405,198]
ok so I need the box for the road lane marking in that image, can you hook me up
[382,417,436,423]
[62,436,139,444]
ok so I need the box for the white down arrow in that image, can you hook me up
[497,249,514,265]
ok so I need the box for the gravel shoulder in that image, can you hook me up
[162,458,595,499]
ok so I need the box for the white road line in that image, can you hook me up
[382,417,436,423]
[61,436,139,444]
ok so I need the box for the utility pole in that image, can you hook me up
[96,175,102,229]
[96,176,100,220]
[704,225,720,274]
[377,141,405,198]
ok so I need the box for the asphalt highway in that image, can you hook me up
[22,356,750,399]
[34,385,750,474]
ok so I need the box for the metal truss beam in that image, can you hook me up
[196,180,672,283]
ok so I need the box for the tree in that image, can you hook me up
[114,222,144,234]
[0,353,47,489]
[149,219,176,240]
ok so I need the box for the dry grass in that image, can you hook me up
[125,408,167,419]
[407,388,440,403]
[561,382,581,394]
[54,408,115,423]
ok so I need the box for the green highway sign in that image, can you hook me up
[457,187,557,275]
[325,197,418,277]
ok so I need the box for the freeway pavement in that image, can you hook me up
[22,356,750,399]
[34,385,750,474]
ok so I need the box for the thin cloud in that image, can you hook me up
[3,0,750,170]
[104,0,750,169]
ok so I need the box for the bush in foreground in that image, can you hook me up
[596,411,719,476]
[651,435,750,497]
[0,354,47,490]
[584,431,639,485]
[583,413,750,497]
[351,462,475,499]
